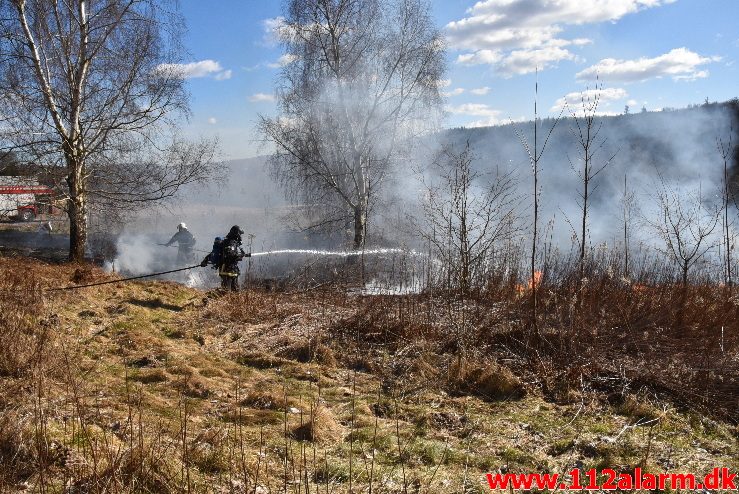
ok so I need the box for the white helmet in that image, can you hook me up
[178,222,187,230]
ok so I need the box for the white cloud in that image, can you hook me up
[437,79,452,88]
[447,19,561,52]
[214,69,232,81]
[462,0,675,28]
[498,45,578,76]
[577,48,721,83]
[466,117,502,127]
[249,93,276,103]
[551,87,628,112]
[442,87,465,97]
[447,103,504,127]
[672,70,709,82]
[156,60,232,80]
[457,49,502,66]
[570,38,593,46]
[262,16,287,45]
[207,117,217,125]
[470,86,491,95]
[447,103,500,116]
[268,53,299,69]
[446,0,674,75]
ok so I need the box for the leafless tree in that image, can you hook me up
[515,71,562,329]
[621,173,637,276]
[647,178,721,287]
[717,129,735,286]
[261,0,445,250]
[567,83,617,281]
[417,141,520,294]
[0,0,219,261]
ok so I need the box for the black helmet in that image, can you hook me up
[226,225,244,241]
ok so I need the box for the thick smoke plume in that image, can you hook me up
[109,102,739,286]
[390,102,739,262]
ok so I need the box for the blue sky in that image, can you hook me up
[177,0,739,159]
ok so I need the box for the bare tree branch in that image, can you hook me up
[261,0,445,250]
[0,0,220,260]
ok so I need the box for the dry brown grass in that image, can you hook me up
[0,264,55,377]
[239,387,299,411]
[292,405,345,444]
[80,445,180,493]
[71,263,107,284]
[173,374,212,398]
[131,368,169,384]
[0,410,35,485]
[279,339,337,366]
[202,268,738,424]
[201,289,296,324]
[616,393,663,422]
[0,254,737,492]
[448,359,526,401]
[530,274,739,422]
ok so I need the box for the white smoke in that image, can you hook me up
[113,234,160,276]
[108,103,737,287]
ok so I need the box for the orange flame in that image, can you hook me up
[529,270,543,290]
[515,270,543,295]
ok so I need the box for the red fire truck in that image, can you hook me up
[0,177,61,221]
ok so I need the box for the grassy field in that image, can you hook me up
[0,256,737,492]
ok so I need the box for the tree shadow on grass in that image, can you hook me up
[125,297,183,312]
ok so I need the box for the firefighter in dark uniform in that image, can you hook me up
[201,225,250,291]
[165,222,196,263]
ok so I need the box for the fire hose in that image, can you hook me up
[32,247,413,291]
[44,264,203,291]
[45,250,257,291]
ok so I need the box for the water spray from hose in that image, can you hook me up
[250,248,427,257]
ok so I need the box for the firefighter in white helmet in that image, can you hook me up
[165,222,196,263]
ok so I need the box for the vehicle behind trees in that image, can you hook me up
[0,0,219,261]
[0,177,62,222]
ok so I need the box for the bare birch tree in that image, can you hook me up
[0,0,219,261]
[417,142,520,294]
[261,0,444,250]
